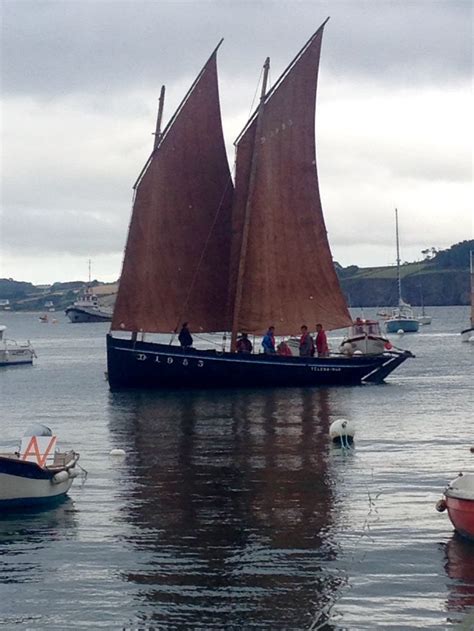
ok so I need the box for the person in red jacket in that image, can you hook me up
[315,323,329,357]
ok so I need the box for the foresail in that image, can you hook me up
[112,50,234,334]
[229,23,352,335]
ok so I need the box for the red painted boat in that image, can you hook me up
[437,473,474,541]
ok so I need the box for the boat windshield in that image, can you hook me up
[350,319,382,336]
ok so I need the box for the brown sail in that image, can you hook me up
[111,48,234,334]
[229,22,352,337]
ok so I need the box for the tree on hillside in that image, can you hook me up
[432,240,474,269]
[421,247,439,260]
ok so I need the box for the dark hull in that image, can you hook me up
[65,307,112,323]
[106,334,412,390]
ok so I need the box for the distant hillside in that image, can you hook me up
[336,240,473,307]
[1,240,472,310]
[0,279,118,312]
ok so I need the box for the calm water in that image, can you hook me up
[0,307,473,630]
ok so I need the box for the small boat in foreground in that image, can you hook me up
[0,325,36,366]
[461,250,474,342]
[437,473,474,541]
[0,424,80,508]
[341,318,393,355]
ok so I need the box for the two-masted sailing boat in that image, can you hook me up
[106,20,413,389]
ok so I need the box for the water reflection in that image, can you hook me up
[444,534,474,626]
[0,498,77,584]
[108,388,346,628]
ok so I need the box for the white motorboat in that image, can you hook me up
[0,325,36,366]
[341,318,393,355]
[65,287,112,323]
[0,424,80,508]
[461,250,474,342]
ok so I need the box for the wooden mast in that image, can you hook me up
[470,250,474,326]
[153,85,166,149]
[230,57,270,352]
[131,87,165,343]
[395,208,402,306]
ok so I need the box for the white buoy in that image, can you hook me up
[329,418,355,447]
[109,448,126,457]
[397,329,404,335]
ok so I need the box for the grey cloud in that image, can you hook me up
[1,0,471,100]
[2,205,124,256]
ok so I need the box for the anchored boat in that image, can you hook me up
[0,325,36,366]
[461,251,474,342]
[107,21,413,390]
[0,424,80,508]
[437,473,474,541]
[65,287,112,323]
[385,208,419,334]
[340,318,393,355]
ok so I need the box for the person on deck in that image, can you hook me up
[262,326,276,354]
[315,323,329,357]
[178,322,193,348]
[236,332,253,354]
[277,340,293,356]
[299,325,314,357]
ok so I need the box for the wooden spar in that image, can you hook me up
[153,86,166,149]
[230,57,270,352]
[133,39,224,191]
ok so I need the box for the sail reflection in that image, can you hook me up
[108,388,346,628]
[444,534,474,626]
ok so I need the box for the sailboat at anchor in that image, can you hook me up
[106,20,413,390]
[461,250,474,342]
[384,208,420,334]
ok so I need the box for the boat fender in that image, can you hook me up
[384,341,393,350]
[52,470,69,485]
[329,419,355,447]
[435,499,447,513]
[68,468,79,478]
[109,448,126,458]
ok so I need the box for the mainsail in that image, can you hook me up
[112,47,234,334]
[228,21,352,338]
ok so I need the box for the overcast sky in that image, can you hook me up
[1,0,472,284]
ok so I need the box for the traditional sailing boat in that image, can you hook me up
[461,250,474,342]
[385,208,420,333]
[106,20,413,389]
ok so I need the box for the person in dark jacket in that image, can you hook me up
[178,322,193,348]
[261,326,276,354]
[236,332,253,354]
[299,325,314,357]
